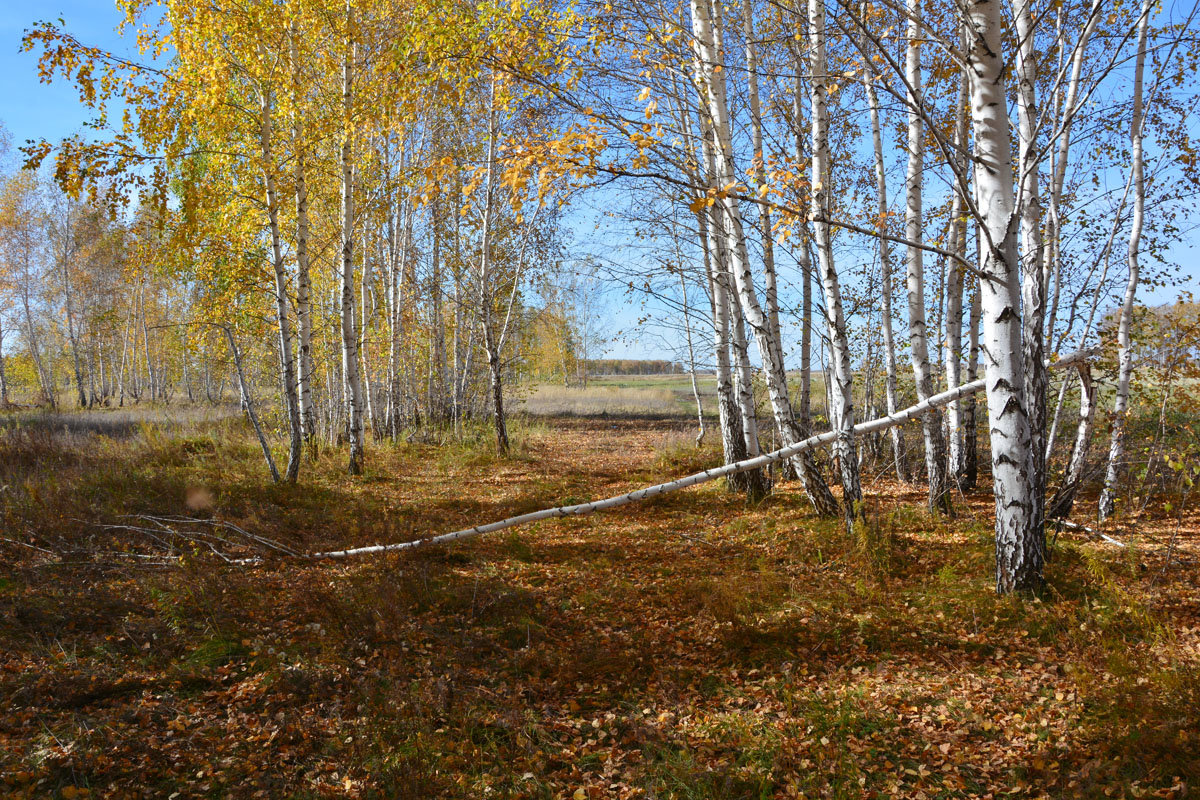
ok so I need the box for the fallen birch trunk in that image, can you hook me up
[295,350,1096,561]
[1052,519,1126,548]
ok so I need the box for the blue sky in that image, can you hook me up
[1,3,137,155]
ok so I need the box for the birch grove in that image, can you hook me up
[6,0,1198,594]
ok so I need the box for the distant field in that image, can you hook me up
[519,372,831,419]
[518,374,715,418]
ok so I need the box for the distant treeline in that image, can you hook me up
[585,359,687,375]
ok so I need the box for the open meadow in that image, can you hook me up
[1,404,1196,799]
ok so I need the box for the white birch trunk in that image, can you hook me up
[678,269,706,446]
[340,3,365,475]
[903,0,950,514]
[477,80,509,455]
[808,0,862,519]
[1048,363,1096,520]
[944,62,970,486]
[961,271,982,489]
[786,59,838,510]
[225,326,280,484]
[1044,0,1102,349]
[1099,0,1152,520]
[729,278,761,458]
[966,0,1040,592]
[740,0,784,385]
[360,226,375,435]
[0,317,9,405]
[863,59,910,483]
[702,211,753,494]
[1014,0,1048,538]
[289,22,317,454]
[259,85,303,483]
[688,1,777,499]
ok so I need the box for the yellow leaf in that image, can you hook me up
[636,86,651,102]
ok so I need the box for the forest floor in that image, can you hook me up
[0,410,1197,799]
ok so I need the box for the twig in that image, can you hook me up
[0,536,58,557]
[675,532,724,551]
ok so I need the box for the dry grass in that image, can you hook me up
[0,404,238,438]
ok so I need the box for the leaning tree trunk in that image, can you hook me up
[1048,362,1097,520]
[714,217,762,460]
[300,350,1093,562]
[742,0,785,447]
[224,327,281,484]
[1099,0,1151,521]
[903,0,950,514]
[966,0,1040,593]
[259,86,303,484]
[686,122,760,492]
[729,284,762,458]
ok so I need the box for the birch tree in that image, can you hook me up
[964,0,1040,592]
[809,0,862,521]
[340,1,367,475]
[902,0,950,513]
[862,37,910,484]
[1099,0,1152,520]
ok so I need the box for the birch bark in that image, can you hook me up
[1048,363,1096,520]
[340,2,366,475]
[965,0,1040,592]
[259,85,303,483]
[903,0,950,513]
[701,210,753,495]
[677,269,706,445]
[690,0,809,504]
[1015,0,1047,540]
[808,0,862,520]
[1099,0,1152,520]
[289,21,317,454]
[477,80,509,455]
[862,56,910,483]
[961,272,982,489]
[944,64,970,487]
